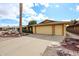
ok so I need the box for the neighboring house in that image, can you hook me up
[67,22,79,34]
[26,19,71,36]
[0,26,19,31]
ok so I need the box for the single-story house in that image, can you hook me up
[66,22,79,34]
[26,19,71,36]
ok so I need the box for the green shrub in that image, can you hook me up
[17,27,33,33]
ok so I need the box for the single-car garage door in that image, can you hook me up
[55,25,63,35]
[36,26,52,35]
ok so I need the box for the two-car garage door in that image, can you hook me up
[33,25,64,36]
[36,26,52,35]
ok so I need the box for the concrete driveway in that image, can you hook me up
[27,34,64,42]
[0,36,52,56]
[27,34,65,56]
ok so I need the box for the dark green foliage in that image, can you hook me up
[18,27,27,33]
[28,20,37,25]
[71,19,78,24]
[22,27,27,33]
[18,27,33,33]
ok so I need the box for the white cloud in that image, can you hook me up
[41,9,46,13]
[0,3,49,26]
[0,3,19,20]
[37,13,48,20]
[23,3,34,8]
[27,13,48,21]
[30,13,48,21]
[76,5,79,11]
[76,18,79,21]
[0,23,19,27]
[23,13,49,25]
[22,3,49,25]
[33,3,49,8]
[61,18,79,21]
[34,3,39,6]
[40,3,49,8]
[61,19,71,21]
[23,3,37,16]
[0,3,37,26]
[23,3,49,16]
[1,0,79,3]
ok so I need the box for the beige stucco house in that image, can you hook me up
[26,19,71,36]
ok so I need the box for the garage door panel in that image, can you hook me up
[55,25,63,35]
[36,26,52,35]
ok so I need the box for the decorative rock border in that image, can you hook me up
[0,31,21,37]
[57,24,79,56]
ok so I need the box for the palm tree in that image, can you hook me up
[19,3,23,34]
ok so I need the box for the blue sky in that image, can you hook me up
[0,3,79,26]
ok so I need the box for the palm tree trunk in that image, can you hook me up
[19,3,22,34]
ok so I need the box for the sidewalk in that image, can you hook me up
[66,32,79,39]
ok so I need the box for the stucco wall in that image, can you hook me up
[64,24,67,36]
[36,26,53,35]
[33,27,36,33]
